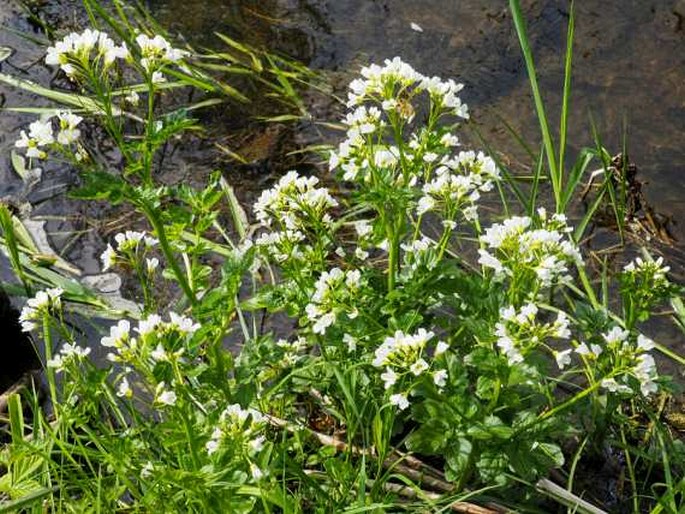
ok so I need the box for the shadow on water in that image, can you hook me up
[0,285,40,393]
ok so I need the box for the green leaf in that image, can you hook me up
[534,441,565,468]
[445,437,473,482]
[70,171,129,203]
[476,450,509,485]
[467,415,513,441]
[475,376,498,401]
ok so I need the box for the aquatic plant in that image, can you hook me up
[0,3,683,513]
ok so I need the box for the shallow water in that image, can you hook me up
[150,0,685,256]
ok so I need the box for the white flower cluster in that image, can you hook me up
[100,312,199,363]
[14,111,83,160]
[136,34,188,81]
[46,29,129,77]
[18,288,63,332]
[305,268,362,334]
[595,327,660,396]
[46,342,91,372]
[346,57,468,120]
[274,337,309,367]
[329,58,472,189]
[400,236,437,275]
[205,404,265,458]
[253,171,337,263]
[372,328,449,410]
[478,210,582,288]
[495,303,571,366]
[343,105,384,139]
[622,255,671,296]
[417,150,500,224]
[154,381,178,408]
[100,230,158,272]
[254,171,337,228]
[623,256,670,278]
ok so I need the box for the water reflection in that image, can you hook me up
[149,0,685,254]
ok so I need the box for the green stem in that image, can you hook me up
[42,312,59,415]
[387,228,398,292]
[139,200,198,307]
[141,75,156,187]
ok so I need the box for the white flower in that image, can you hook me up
[206,439,220,455]
[168,312,200,335]
[151,70,166,84]
[15,119,55,159]
[46,355,65,370]
[249,435,266,453]
[373,328,434,368]
[313,312,336,334]
[343,333,357,352]
[434,341,449,356]
[517,302,538,323]
[18,288,63,332]
[554,349,572,369]
[633,354,659,396]
[603,326,629,347]
[380,368,397,389]
[250,463,264,481]
[389,393,409,410]
[354,247,369,260]
[151,343,167,362]
[497,335,523,365]
[601,378,632,394]
[102,40,129,64]
[136,34,186,67]
[354,220,373,238]
[117,377,132,398]
[636,334,655,352]
[137,314,162,337]
[440,133,459,147]
[56,111,82,145]
[146,257,159,274]
[433,369,448,388]
[100,244,117,271]
[155,383,177,407]
[125,90,140,105]
[101,320,132,348]
[410,358,429,376]
[553,311,571,339]
[416,195,436,215]
[478,250,504,275]
[575,342,602,358]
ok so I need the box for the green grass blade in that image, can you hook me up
[561,148,594,210]
[573,181,605,243]
[528,145,545,216]
[558,1,575,181]
[509,0,560,208]
[0,487,55,513]
[0,204,32,295]
[0,73,119,116]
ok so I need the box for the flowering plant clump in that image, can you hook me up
[18,287,63,332]
[45,29,130,79]
[2,13,684,510]
[14,111,84,163]
[478,208,582,295]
